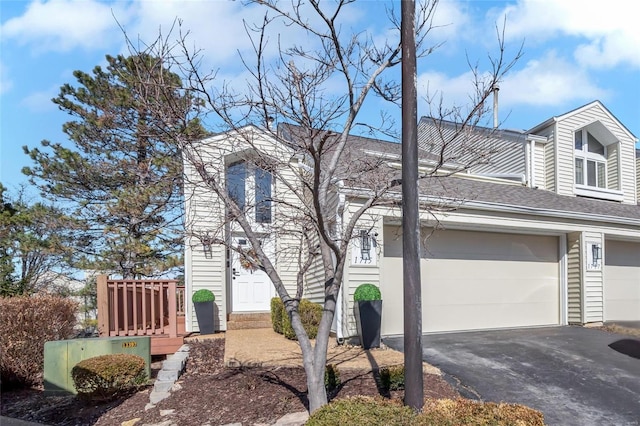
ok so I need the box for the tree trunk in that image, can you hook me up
[306,366,328,413]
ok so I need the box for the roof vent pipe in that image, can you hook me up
[492,84,499,129]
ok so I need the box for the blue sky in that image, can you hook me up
[1,0,639,194]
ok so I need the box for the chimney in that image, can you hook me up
[492,84,500,129]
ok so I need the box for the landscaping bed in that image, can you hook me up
[2,338,459,425]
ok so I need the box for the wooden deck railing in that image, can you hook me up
[96,275,185,339]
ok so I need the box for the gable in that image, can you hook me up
[529,101,637,205]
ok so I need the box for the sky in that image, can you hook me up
[1,0,639,194]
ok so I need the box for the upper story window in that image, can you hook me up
[574,129,606,189]
[227,161,247,210]
[226,160,272,224]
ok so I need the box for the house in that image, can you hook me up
[183,100,640,339]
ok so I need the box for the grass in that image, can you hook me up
[601,324,640,338]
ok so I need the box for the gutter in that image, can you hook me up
[460,199,640,227]
[339,186,640,227]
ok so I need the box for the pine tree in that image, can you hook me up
[0,184,76,295]
[23,54,205,278]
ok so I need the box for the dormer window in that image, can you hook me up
[574,129,606,189]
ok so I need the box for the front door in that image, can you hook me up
[231,236,273,312]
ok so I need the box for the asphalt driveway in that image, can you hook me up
[384,326,640,426]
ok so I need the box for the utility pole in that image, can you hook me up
[401,0,424,411]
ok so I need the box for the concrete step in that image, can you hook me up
[227,312,272,330]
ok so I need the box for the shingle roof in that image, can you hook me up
[407,176,640,221]
[278,123,640,223]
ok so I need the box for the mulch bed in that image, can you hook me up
[2,339,459,425]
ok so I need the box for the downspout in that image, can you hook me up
[335,180,346,341]
[530,139,536,188]
[524,140,530,187]
[492,84,500,129]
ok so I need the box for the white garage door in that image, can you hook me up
[381,227,560,335]
[605,240,640,322]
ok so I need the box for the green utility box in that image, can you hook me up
[44,336,151,394]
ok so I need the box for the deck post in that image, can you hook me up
[96,275,109,336]
[167,281,178,338]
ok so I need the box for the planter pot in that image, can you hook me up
[355,300,382,349]
[193,301,215,335]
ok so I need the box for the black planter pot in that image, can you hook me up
[355,300,382,349]
[193,301,215,335]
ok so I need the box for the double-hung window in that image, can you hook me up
[226,160,272,224]
[574,129,606,189]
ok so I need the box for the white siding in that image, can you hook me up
[637,155,640,201]
[342,205,382,338]
[582,231,604,324]
[597,109,637,204]
[418,120,526,176]
[533,123,556,192]
[610,126,637,206]
[303,189,340,304]
[469,139,526,176]
[184,155,228,332]
[555,117,579,197]
[566,232,582,324]
[607,143,620,191]
[272,164,307,298]
[304,233,327,304]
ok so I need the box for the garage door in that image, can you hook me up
[605,240,640,322]
[381,227,560,335]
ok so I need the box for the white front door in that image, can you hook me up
[231,236,273,312]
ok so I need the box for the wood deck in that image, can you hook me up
[97,275,187,355]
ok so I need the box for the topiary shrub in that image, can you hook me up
[306,396,415,426]
[380,364,405,391]
[0,294,77,389]
[354,283,381,301]
[417,398,546,425]
[71,353,147,402]
[192,288,215,303]
[282,299,323,340]
[271,297,284,334]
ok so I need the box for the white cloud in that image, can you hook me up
[499,52,608,107]
[431,0,471,40]
[124,0,323,72]
[491,0,640,69]
[418,69,479,112]
[416,51,608,117]
[1,0,133,53]
[0,62,12,94]
[21,86,59,112]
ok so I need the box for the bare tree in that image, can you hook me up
[121,0,521,412]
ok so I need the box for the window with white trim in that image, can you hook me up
[227,160,272,223]
[574,129,606,189]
